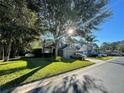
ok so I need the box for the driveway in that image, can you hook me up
[11,57,124,93]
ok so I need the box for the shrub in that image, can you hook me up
[55,56,63,62]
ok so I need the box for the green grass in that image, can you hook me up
[0,58,94,90]
[89,56,113,60]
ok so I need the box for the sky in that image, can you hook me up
[93,0,124,46]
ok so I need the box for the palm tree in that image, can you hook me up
[85,34,99,51]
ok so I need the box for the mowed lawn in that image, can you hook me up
[0,58,94,90]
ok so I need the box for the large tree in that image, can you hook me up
[0,0,41,61]
[39,0,111,57]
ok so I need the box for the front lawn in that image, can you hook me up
[0,58,94,90]
[89,56,113,60]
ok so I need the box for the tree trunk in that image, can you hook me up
[55,46,58,57]
[42,40,45,57]
[86,42,89,55]
[2,46,5,61]
[3,45,8,62]
[13,49,16,58]
[15,49,19,57]
[2,42,12,62]
[7,42,12,61]
[55,42,59,57]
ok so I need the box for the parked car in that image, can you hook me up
[25,53,34,57]
[109,53,121,56]
[98,53,107,57]
[71,53,87,60]
[121,53,124,56]
[87,52,99,57]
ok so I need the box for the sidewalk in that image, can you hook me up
[2,58,110,93]
[86,58,104,63]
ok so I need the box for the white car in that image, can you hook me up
[25,53,34,57]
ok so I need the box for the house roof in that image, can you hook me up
[78,47,87,51]
[60,44,68,49]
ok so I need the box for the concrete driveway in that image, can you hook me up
[10,57,124,93]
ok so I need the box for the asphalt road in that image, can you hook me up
[15,57,124,93]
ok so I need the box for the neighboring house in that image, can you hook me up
[62,45,77,59]
[43,46,55,54]
[77,45,87,54]
[87,50,98,55]
[77,45,99,56]
[60,44,90,59]
[42,44,55,57]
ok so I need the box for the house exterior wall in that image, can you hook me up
[63,47,76,59]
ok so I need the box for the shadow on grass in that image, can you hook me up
[25,58,52,69]
[0,63,9,65]
[0,57,85,77]
[28,74,108,93]
[0,57,85,91]
[0,67,26,76]
[0,58,52,90]
[0,67,43,90]
[0,57,53,76]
